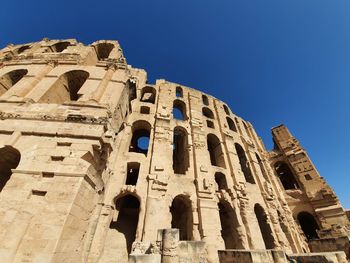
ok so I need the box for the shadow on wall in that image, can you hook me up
[110,194,140,254]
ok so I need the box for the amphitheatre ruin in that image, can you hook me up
[0,38,349,263]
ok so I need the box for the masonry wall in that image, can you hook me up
[0,39,348,263]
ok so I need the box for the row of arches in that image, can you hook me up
[1,69,150,105]
[128,121,190,174]
[0,144,320,255]
[206,134,258,184]
[12,41,71,56]
[11,41,116,60]
[111,193,283,255]
[0,70,245,134]
[210,203,277,250]
[127,120,266,183]
[109,194,194,255]
[0,69,90,103]
[136,86,238,133]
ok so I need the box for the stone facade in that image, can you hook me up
[0,39,348,263]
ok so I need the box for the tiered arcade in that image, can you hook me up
[0,39,348,263]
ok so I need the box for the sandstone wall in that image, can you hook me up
[0,39,348,263]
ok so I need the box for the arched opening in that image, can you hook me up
[297,212,319,240]
[176,86,183,98]
[173,100,187,120]
[17,45,30,54]
[39,70,89,103]
[170,195,193,240]
[254,204,275,249]
[0,69,28,95]
[51,42,70,52]
[140,86,156,104]
[274,162,299,190]
[173,127,189,174]
[126,162,140,186]
[207,134,226,168]
[256,153,269,181]
[215,172,228,191]
[95,43,114,60]
[218,201,242,249]
[129,121,151,155]
[235,143,255,184]
[202,94,209,106]
[110,194,140,254]
[202,107,214,119]
[226,117,237,132]
[223,104,230,115]
[0,146,21,192]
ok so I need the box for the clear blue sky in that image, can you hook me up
[1,1,349,208]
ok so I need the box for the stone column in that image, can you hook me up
[160,229,179,263]
[88,64,116,102]
[0,211,32,262]
[87,204,114,263]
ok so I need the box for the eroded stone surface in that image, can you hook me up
[0,39,348,263]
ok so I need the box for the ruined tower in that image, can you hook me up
[0,39,348,263]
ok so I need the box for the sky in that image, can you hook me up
[1,0,349,208]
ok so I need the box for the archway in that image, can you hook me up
[0,146,21,192]
[110,194,140,254]
[202,107,214,119]
[207,134,225,168]
[297,212,319,240]
[202,94,209,106]
[218,200,242,249]
[17,45,31,54]
[215,172,228,191]
[254,204,275,249]
[274,162,299,190]
[0,69,28,95]
[223,104,230,115]
[39,70,89,103]
[176,86,183,98]
[51,42,70,52]
[173,100,187,120]
[129,120,151,155]
[95,43,114,60]
[173,127,189,174]
[170,195,193,240]
[226,117,237,132]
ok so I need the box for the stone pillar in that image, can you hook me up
[143,196,167,241]
[88,65,116,102]
[159,229,179,263]
[87,204,114,263]
[0,211,32,262]
[239,197,256,249]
